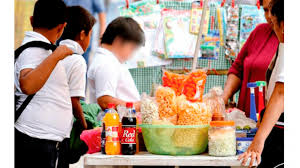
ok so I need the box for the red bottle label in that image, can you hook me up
[121,126,136,144]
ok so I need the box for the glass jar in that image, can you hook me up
[208,121,236,156]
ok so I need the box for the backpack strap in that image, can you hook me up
[15,41,57,122]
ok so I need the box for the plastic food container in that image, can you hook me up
[139,124,209,155]
[208,121,236,156]
[236,137,253,154]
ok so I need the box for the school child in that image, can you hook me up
[59,6,96,130]
[56,6,97,167]
[87,17,145,111]
[14,0,84,167]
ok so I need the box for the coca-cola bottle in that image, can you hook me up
[101,123,106,154]
[121,102,137,155]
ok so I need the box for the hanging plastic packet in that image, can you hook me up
[189,1,209,35]
[239,5,266,49]
[159,9,198,58]
[224,4,240,61]
[120,0,171,68]
[199,3,224,60]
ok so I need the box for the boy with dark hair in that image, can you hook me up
[87,17,145,111]
[14,0,83,167]
[59,5,96,132]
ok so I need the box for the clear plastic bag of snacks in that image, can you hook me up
[140,93,159,124]
[203,87,226,121]
[176,95,212,125]
[155,86,178,124]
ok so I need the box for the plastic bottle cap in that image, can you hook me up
[210,121,235,127]
[247,82,257,88]
[126,102,134,108]
[256,81,266,87]
[108,103,115,109]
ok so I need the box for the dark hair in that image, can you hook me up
[260,0,263,6]
[32,0,67,29]
[61,6,96,40]
[101,17,145,46]
[270,0,284,24]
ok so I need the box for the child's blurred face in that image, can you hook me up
[80,30,92,52]
[114,38,138,63]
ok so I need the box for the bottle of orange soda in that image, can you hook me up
[104,103,121,155]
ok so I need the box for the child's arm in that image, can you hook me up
[71,97,88,130]
[19,45,73,95]
[97,95,140,112]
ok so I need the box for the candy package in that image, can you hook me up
[189,1,210,35]
[224,5,240,60]
[239,5,266,49]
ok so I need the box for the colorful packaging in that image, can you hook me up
[236,137,253,154]
[120,0,171,68]
[162,10,198,58]
[189,1,209,35]
[239,5,266,49]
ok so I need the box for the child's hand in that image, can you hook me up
[53,45,73,60]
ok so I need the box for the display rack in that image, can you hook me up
[129,0,261,95]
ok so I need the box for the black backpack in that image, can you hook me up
[15,41,57,122]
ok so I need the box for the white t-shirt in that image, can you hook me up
[87,47,140,104]
[14,32,86,142]
[59,39,87,98]
[266,43,284,103]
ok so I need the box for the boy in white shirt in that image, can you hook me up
[88,17,145,111]
[14,1,93,168]
[59,6,96,130]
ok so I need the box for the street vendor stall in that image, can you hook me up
[78,0,264,167]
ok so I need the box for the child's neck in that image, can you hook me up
[33,28,58,44]
[101,44,123,63]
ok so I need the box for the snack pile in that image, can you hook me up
[162,70,207,102]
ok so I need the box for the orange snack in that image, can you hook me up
[162,71,186,96]
[182,69,207,102]
[177,95,212,125]
[155,86,178,124]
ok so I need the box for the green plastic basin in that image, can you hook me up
[139,124,209,156]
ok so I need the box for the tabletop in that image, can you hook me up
[84,152,250,167]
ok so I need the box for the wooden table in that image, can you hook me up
[84,152,251,168]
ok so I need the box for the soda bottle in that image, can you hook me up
[101,123,106,154]
[104,103,121,155]
[121,102,137,155]
[101,109,108,154]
